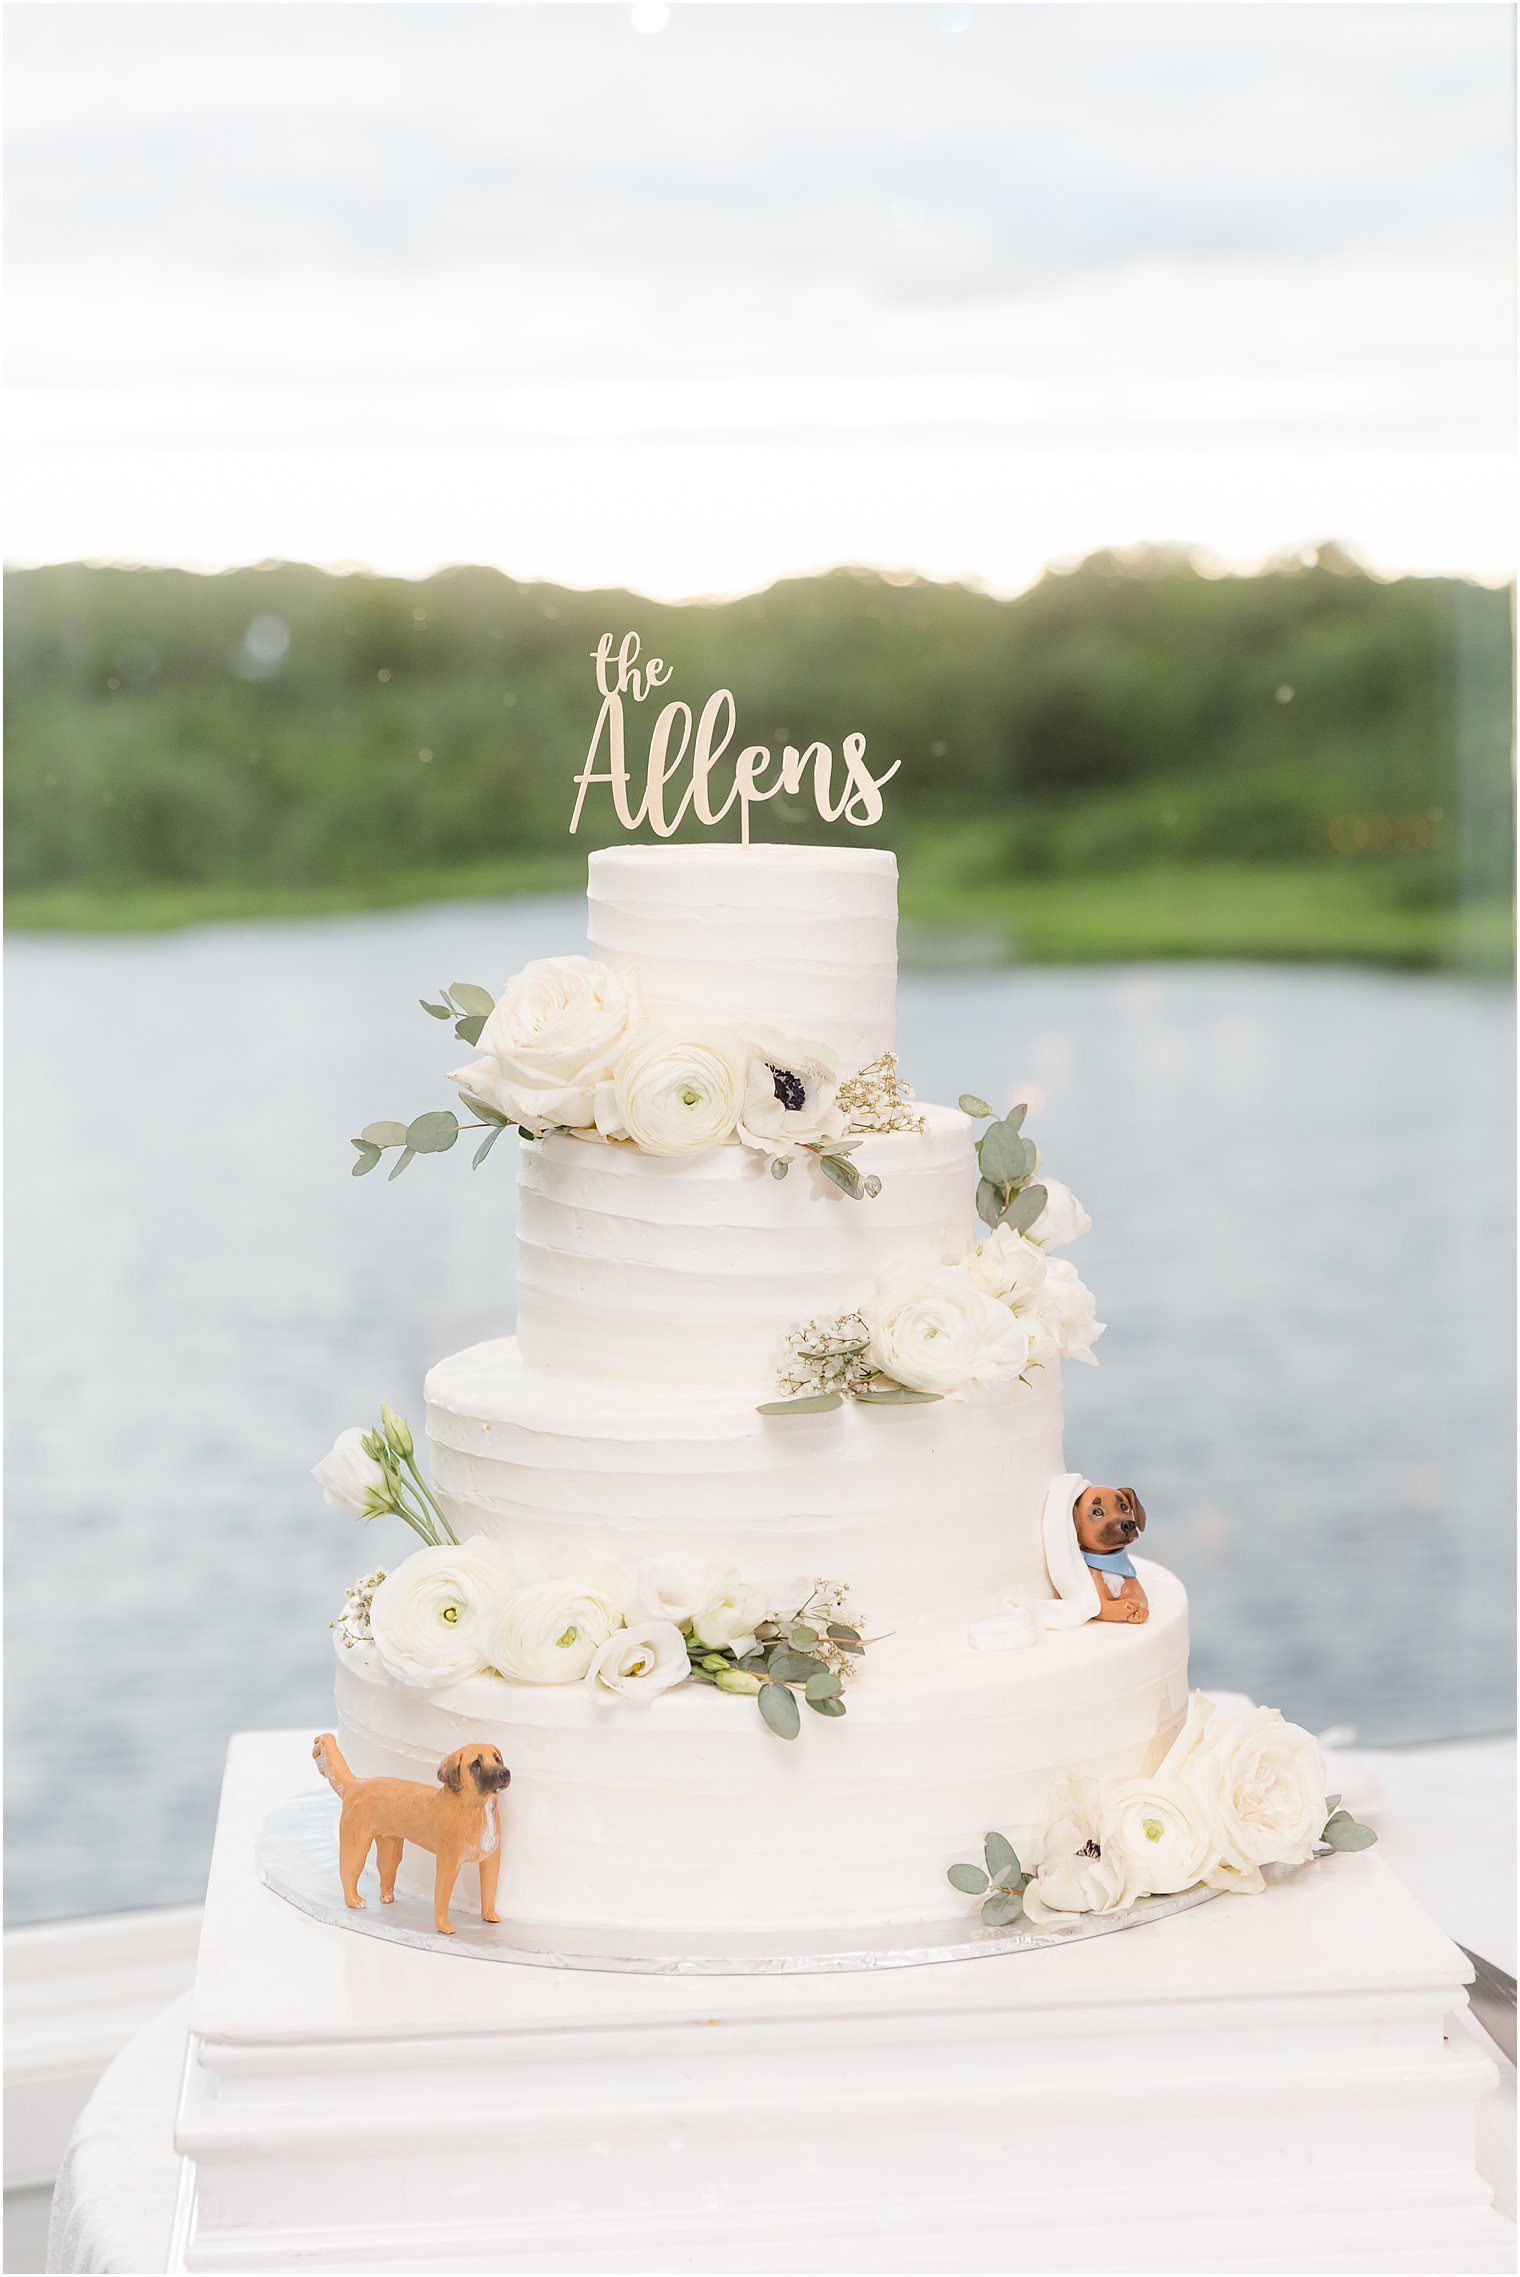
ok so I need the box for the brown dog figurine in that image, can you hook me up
[312,1734,510,1935]
[1072,1485,1150,1624]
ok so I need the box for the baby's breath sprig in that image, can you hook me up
[839,1051,926,1137]
[331,1570,387,1651]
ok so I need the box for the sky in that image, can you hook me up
[5,1,1515,597]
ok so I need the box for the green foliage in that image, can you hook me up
[946,1829,1030,1925]
[4,553,1511,970]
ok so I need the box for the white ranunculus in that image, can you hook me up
[866,1263,1031,1396]
[483,1575,625,1685]
[1025,1178,1092,1249]
[448,955,639,1134]
[594,1026,748,1155]
[1020,1774,1130,1926]
[625,1562,704,1629]
[690,1576,770,1653]
[313,1427,389,1516]
[1162,1693,1328,1880]
[584,1620,692,1702]
[1098,1774,1219,1902]
[736,1026,847,1158]
[1035,1256,1106,1366]
[965,1225,1049,1310]
[367,1538,511,1689]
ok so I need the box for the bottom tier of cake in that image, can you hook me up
[333,1561,1189,1934]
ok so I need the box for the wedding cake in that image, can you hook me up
[328,844,1191,1934]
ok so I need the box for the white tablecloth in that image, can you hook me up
[45,1995,187,2276]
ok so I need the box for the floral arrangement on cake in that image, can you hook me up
[761,1094,1103,1412]
[315,1412,866,1741]
[946,1692,1376,1929]
[348,956,926,1201]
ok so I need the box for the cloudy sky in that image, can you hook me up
[6,1,1514,595]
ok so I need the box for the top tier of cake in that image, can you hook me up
[586,844,897,1072]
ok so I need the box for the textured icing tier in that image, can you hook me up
[335,1565,1189,1933]
[517,1106,974,1395]
[586,844,897,1070]
[426,1337,1066,1655]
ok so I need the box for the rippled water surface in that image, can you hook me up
[6,898,1514,1922]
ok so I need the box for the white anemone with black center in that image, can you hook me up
[335,844,1190,1933]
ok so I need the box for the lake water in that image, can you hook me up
[5,899,1514,1924]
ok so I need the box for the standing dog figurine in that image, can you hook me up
[1072,1485,1149,1623]
[312,1734,511,1935]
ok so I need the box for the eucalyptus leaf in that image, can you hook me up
[361,1121,409,1148]
[977,1119,1029,1185]
[853,1386,944,1405]
[457,1092,509,1128]
[420,1000,452,1020]
[1323,1818,1377,1851]
[832,1638,865,1653]
[1005,1102,1028,1132]
[981,1890,1022,1928]
[947,1862,989,1896]
[453,1014,487,1047]
[755,1392,845,1416]
[406,1110,460,1154]
[958,1093,993,1119]
[770,1157,790,1180]
[517,1126,538,1141]
[826,1623,861,1643]
[758,1682,801,1740]
[471,1126,504,1170]
[976,1176,1006,1229]
[819,1153,864,1199]
[768,1650,822,1684]
[1324,1793,1342,1814]
[387,1147,416,1181]
[1002,1182,1047,1234]
[789,1623,820,1648]
[736,1650,769,1673]
[861,1175,882,1199]
[806,1693,846,1717]
[797,1341,869,1361]
[805,1668,843,1701]
[984,1831,1020,1884]
[448,983,497,1017]
[351,1143,382,1177]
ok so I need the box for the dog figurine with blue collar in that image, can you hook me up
[1072,1485,1149,1623]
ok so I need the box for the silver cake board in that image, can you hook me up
[256,1788,1216,1976]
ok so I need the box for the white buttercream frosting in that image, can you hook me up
[335,1563,1189,1933]
[586,844,898,1072]
[516,1105,974,1396]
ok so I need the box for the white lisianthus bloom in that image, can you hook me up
[1097,1775,1219,1902]
[594,1026,748,1155]
[448,955,640,1133]
[690,1576,770,1653]
[736,1027,848,1159]
[625,1562,704,1629]
[312,1427,390,1516]
[483,1576,625,1685]
[1025,1178,1092,1249]
[866,1264,1031,1396]
[584,1620,692,1702]
[965,1224,1049,1310]
[1161,1693,1328,1882]
[1035,1256,1106,1365]
[1019,1774,1130,1926]
[367,1538,512,1689]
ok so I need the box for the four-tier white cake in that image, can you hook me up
[334,845,1190,1933]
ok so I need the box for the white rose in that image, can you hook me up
[625,1562,704,1628]
[483,1575,625,1685]
[1097,1774,1219,1902]
[1026,1178,1092,1249]
[594,1025,747,1155]
[866,1263,1031,1396]
[448,955,639,1133]
[584,1620,692,1702]
[1035,1256,1105,1365]
[690,1576,770,1653]
[367,1537,510,1689]
[965,1225,1049,1310]
[312,1427,389,1516]
[736,1027,847,1158]
[1019,1774,1129,1926]
[1162,1693,1327,1880]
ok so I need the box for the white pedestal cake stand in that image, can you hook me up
[168,1732,1510,2274]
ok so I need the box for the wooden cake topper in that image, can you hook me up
[569,630,900,845]
[1072,1485,1150,1624]
[312,1734,510,1935]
